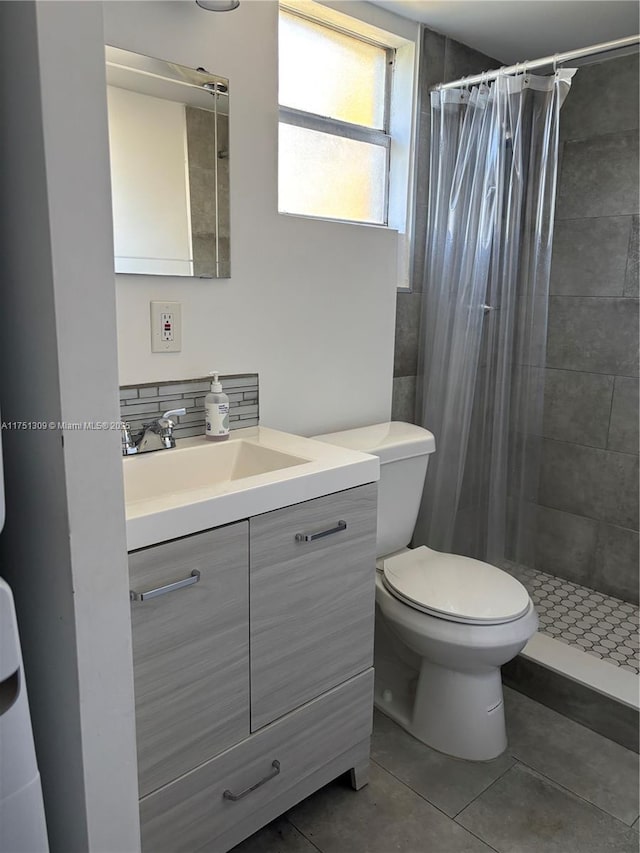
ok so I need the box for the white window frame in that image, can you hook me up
[278,0,420,289]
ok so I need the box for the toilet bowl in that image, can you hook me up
[313,422,538,761]
[375,547,537,759]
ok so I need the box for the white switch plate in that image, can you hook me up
[151,301,182,352]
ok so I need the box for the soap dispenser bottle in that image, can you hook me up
[205,371,230,441]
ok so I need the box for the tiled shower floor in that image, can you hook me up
[506,564,639,673]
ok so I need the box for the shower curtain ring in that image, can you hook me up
[553,54,559,74]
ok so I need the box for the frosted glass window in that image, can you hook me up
[278,9,392,224]
[279,10,387,129]
[279,123,386,224]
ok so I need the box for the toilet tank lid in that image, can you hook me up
[312,421,435,464]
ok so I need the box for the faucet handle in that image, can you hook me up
[162,407,186,421]
[121,423,138,456]
[159,407,187,429]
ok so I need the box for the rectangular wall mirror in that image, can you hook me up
[105,46,230,279]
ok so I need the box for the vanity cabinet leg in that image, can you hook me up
[349,758,369,790]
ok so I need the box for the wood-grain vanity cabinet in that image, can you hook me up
[128,483,377,853]
[129,522,250,799]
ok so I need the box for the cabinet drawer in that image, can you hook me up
[249,483,377,728]
[140,669,373,853]
[130,522,250,797]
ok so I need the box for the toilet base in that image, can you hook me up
[409,659,507,760]
[375,657,507,761]
[374,616,508,761]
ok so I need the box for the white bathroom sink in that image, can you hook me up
[123,427,379,551]
[123,439,309,504]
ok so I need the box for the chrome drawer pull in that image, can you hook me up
[223,760,281,801]
[295,520,347,543]
[129,570,201,602]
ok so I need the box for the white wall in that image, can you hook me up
[0,3,139,851]
[103,0,399,436]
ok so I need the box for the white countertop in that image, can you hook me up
[123,426,379,551]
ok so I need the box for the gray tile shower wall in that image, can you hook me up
[538,53,640,603]
[186,107,230,278]
[119,374,259,440]
[391,30,499,422]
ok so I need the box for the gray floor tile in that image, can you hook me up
[230,818,318,853]
[371,710,515,818]
[287,762,493,853]
[457,763,639,853]
[503,687,640,825]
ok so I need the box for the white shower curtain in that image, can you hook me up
[415,69,575,568]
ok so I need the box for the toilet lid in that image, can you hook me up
[382,547,531,625]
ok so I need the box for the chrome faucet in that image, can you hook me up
[121,408,186,456]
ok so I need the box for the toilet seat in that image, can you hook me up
[382,546,531,626]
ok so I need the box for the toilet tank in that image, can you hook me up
[312,422,435,557]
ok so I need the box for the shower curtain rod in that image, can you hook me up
[434,33,640,90]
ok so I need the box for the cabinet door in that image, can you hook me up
[249,484,377,729]
[130,522,249,796]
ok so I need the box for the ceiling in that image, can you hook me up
[369,1,639,64]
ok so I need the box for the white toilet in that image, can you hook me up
[313,422,538,761]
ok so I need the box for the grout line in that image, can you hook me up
[514,758,640,829]
[369,758,502,853]
[540,435,640,460]
[542,365,639,381]
[605,374,619,452]
[283,817,324,853]
[555,213,637,222]
[548,294,638,300]
[451,823,501,852]
[536,501,640,535]
[556,213,640,223]
[540,435,613,453]
[369,757,455,819]
[543,366,616,379]
[560,127,640,145]
[451,760,518,821]
[623,216,636,293]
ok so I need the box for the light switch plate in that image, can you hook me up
[151,301,182,352]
